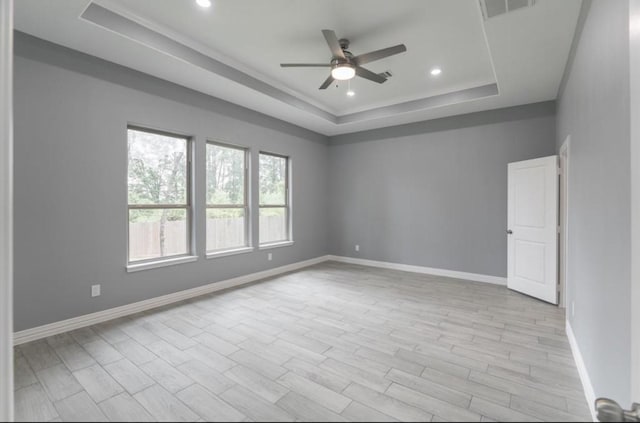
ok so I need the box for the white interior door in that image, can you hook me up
[508,156,558,304]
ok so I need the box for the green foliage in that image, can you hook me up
[206,208,244,220]
[128,129,188,223]
[129,208,186,224]
[259,154,286,206]
[206,144,245,205]
[127,134,288,223]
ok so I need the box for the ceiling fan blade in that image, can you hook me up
[322,29,346,60]
[353,44,407,66]
[355,66,387,84]
[319,75,335,90]
[280,63,331,67]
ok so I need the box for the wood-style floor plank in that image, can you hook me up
[13,262,591,422]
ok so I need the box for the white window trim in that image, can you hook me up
[207,246,255,259]
[258,241,295,250]
[258,152,292,246]
[126,126,194,267]
[126,255,198,273]
[206,140,252,255]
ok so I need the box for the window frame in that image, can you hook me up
[126,125,194,268]
[205,140,251,255]
[258,151,292,247]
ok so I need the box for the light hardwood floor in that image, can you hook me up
[14,261,592,422]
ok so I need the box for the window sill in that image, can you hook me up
[259,241,294,250]
[126,255,199,273]
[207,247,254,259]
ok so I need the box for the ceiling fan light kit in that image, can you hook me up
[280,29,407,90]
[331,63,356,81]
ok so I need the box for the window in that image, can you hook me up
[206,142,249,253]
[259,152,290,245]
[127,127,192,264]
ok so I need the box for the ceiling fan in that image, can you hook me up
[280,30,407,90]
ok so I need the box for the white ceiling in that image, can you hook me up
[14,0,582,136]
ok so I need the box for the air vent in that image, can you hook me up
[480,0,535,20]
[380,71,393,78]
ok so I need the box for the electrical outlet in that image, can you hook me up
[268,253,273,261]
[355,245,360,252]
[91,284,101,298]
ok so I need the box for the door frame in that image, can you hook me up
[0,0,13,420]
[630,0,640,403]
[559,136,570,309]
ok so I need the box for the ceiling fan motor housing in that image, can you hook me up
[332,48,354,66]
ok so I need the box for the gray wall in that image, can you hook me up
[13,32,559,336]
[328,103,556,277]
[13,33,329,331]
[556,0,631,405]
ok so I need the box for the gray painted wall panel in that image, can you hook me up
[556,0,631,405]
[13,40,329,331]
[328,109,556,277]
[13,29,561,372]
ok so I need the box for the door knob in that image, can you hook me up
[506,230,513,235]
[596,398,640,422]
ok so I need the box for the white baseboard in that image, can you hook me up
[14,253,597,423]
[13,255,330,345]
[327,255,507,286]
[566,320,597,422]
[14,254,507,345]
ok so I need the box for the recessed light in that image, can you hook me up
[430,68,442,76]
[632,16,640,36]
[347,90,355,97]
[196,0,212,8]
